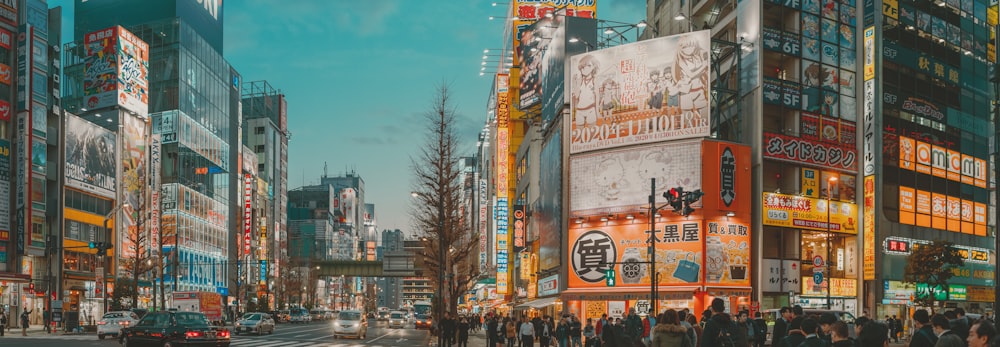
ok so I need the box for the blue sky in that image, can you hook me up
[50,0,646,235]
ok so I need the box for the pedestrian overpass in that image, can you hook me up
[313,252,423,277]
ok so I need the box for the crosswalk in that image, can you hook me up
[2,334,418,347]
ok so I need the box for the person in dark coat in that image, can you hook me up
[830,321,856,347]
[752,312,767,347]
[700,298,747,347]
[797,318,826,347]
[908,309,937,347]
[946,310,970,343]
[932,313,965,347]
[857,321,889,347]
[602,318,620,347]
[457,316,471,347]
[779,317,805,347]
[441,312,457,347]
[772,307,792,347]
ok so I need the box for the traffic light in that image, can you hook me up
[681,189,704,216]
[89,242,97,249]
[90,242,113,256]
[664,187,684,213]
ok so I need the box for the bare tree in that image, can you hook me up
[121,173,155,309]
[410,83,480,317]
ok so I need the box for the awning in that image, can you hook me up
[704,287,753,297]
[516,296,560,309]
[560,287,701,301]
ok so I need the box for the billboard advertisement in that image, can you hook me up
[84,26,149,116]
[84,27,119,111]
[65,114,117,198]
[568,221,703,288]
[568,30,712,154]
[762,193,858,234]
[117,27,149,117]
[244,174,252,256]
[542,16,596,128]
[149,134,161,253]
[511,0,596,67]
[536,128,562,271]
[518,17,553,109]
[496,74,510,295]
[570,139,702,215]
[763,132,858,173]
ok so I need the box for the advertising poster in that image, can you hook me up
[65,114,117,198]
[570,140,702,215]
[30,137,43,173]
[761,192,858,234]
[84,27,119,111]
[705,221,751,286]
[700,140,752,214]
[518,17,553,109]
[116,26,148,117]
[496,73,510,294]
[863,176,875,280]
[568,221,703,288]
[537,128,561,271]
[510,0,596,66]
[568,31,712,154]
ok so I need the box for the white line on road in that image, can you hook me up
[268,325,333,337]
[366,331,395,343]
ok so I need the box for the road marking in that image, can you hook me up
[367,331,395,343]
[268,325,333,336]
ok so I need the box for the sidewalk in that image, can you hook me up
[0,324,83,336]
[429,327,490,347]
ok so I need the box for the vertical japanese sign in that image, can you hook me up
[0,140,9,241]
[496,73,510,295]
[15,111,27,253]
[243,174,252,256]
[149,134,160,253]
[863,175,875,280]
[513,205,525,249]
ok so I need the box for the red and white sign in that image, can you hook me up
[0,29,10,50]
[764,132,857,173]
[243,174,252,255]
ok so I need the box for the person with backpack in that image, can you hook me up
[20,308,30,336]
[909,309,937,347]
[700,298,747,347]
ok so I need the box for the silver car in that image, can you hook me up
[388,311,406,328]
[333,310,368,339]
[235,312,275,335]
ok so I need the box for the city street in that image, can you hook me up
[0,320,472,347]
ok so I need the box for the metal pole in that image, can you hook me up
[103,217,111,316]
[992,67,1000,319]
[826,181,832,310]
[649,178,657,315]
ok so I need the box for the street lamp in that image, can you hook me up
[826,176,838,310]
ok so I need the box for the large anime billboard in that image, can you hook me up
[83,26,149,117]
[568,30,712,154]
[65,114,117,198]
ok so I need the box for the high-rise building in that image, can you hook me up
[376,229,404,309]
[241,80,289,307]
[65,0,240,300]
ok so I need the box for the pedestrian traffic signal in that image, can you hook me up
[89,242,113,256]
[665,187,684,212]
[682,189,704,216]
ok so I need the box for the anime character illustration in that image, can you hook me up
[819,92,838,118]
[662,67,685,116]
[822,0,838,20]
[822,42,839,65]
[822,18,838,43]
[803,38,821,61]
[840,6,856,26]
[839,24,855,49]
[637,150,673,193]
[595,157,626,202]
[646,69,664,111]
[917,11,930,32]
[803,62,829,87]
[803,14,820,39]
[599,78,619,118]
[572,54,600,126]
[840,46,856,71]
[802,0,821,14]
[674,35,710,122]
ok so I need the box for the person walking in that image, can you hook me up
[557,316,570,347]
[772,307,792,347]
[520,315,537,347]
[685,314,702,347]
[507,317,519,347]
[796,318,826,347]
[830,321,856,347]
[570,315,583,347]
[442,312,457,347]
[0,309,7,336]
[458,316,471,347]
[751,312,767,347]
[539,316,553,347]
[931,314,964,347]
[596,314,608,347]
[20,308,31,336]
[602,318,620,347]
[651,310,693,347]
[642,310,655,347]
[584,318,597,347]
[908,309,937,347]
[625,309,643,347]
[700,298,746,347]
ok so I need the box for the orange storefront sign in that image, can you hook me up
[568,221,704,288]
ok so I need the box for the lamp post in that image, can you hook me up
[826,176,837,310]
[648,179,659,315]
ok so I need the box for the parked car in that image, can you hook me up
[388,311,406,329]
[289,308,311,323]
[332,310,368,339]
[235,312,275,335]
[414,313,432,330]
[119,311,231,347]
[98,311,140,340]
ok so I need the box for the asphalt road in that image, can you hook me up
[1,319,457,347]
